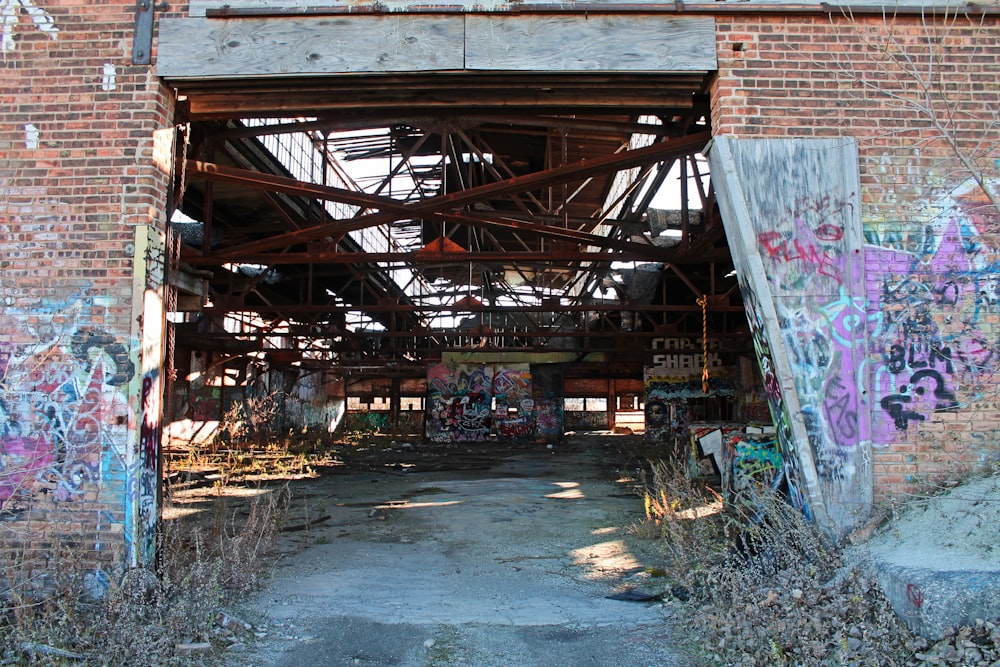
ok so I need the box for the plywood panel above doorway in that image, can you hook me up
[157,16,465,77]
[156,15,716,79]
[465,15,716,72]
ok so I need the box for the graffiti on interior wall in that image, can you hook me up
[531,363,564,440]
[493,365,534,439]
[868,183,1000,445]
[348,411,392,433]
[427,363,492,442]
[534,401,562,439]
[732,433,783,493]
[644,369,735,445]
[564,411,607,431]
[0,293,132,512]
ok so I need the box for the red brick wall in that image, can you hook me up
[1,0,174,578]
[712,11,1000,502]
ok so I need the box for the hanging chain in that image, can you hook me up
[697,294,709,394]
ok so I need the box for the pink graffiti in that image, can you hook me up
[0,436,55,507]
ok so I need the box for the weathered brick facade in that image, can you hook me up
[2,1,998,570]
[712,10,1000,502]
[1,0,173,576]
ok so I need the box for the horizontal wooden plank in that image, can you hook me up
[465,15,716,71]
[158,14,715,79]
[156,16,465,78]
[189,0,509,17]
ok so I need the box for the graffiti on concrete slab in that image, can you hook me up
[739,280,812,519]
[744,187,870,492]
[0,293,132,512]
[756,196,853,290]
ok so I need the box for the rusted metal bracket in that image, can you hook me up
[132,0,162,65]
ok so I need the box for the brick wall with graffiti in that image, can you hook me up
[866,182,1000,495]
[1,0,173,570]
[0,293,133,545]
[713,12,1000,502]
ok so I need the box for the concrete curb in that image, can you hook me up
[868,561,1000,640]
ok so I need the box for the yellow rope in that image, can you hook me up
[697,294,709,394]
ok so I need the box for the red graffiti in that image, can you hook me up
[813,223,844,242]
[758,230,841,283]
[906,583,924,609]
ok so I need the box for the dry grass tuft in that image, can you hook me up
[639,460,974,666]
[0,486,288,665]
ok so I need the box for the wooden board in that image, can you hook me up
[156,16,465,78]
[465,15,716,71]
[157,15,715,79]
[188,0,512,17]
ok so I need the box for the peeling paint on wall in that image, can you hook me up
[23,123,38,149]
[101,63,116,91]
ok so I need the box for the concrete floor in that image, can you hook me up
[220,436,683,666]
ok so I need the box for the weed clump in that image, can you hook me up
[640,460,916,666]
[0,486,287,665]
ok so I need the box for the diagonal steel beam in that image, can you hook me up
[189,131,710,258]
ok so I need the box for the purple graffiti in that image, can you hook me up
[868,213,997,440]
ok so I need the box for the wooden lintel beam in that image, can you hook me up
[215,113,679,140]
